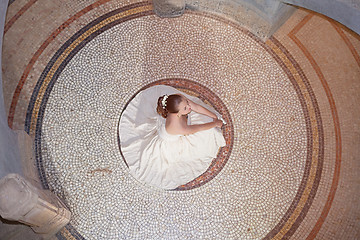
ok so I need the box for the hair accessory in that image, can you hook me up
[162,95,168,109]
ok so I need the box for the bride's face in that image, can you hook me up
[177,98,192,115]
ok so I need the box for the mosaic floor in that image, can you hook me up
[2,0,360,239]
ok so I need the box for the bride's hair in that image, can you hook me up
[157,94,183,118]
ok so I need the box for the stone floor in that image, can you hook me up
[2,0,360,239]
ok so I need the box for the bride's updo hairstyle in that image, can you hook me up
[157,94,183,118]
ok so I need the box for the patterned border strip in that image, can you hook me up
[27,4,153,239]
[287,13,343,240]
[25,2,152,134]
[28,3,153,193]
[190,11,324,239]
[24,4,323,240]
[57,224,86,240]
[4,0,37,34]
[7,0,116,129]
[264,36,324,240]
[117,79,234,191]
[331,22,360,69]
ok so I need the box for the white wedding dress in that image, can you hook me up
[119,85,226,189]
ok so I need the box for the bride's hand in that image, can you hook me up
[213,119,223,128]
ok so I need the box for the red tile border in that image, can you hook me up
[331,22,360,69]
[189,11,325,238]
[118,79,234,191]
[4,0,38,34]
[288,13,342,240]
[7,0,114,128]
[264,36,324,240]
[28,7,323,238]
[7,3,344,238]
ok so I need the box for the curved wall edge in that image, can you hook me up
[186,0,296,40]
[0,0,22,179]
[281,0,360,34]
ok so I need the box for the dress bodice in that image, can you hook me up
[158,123,182,141]
[119,85,226,189]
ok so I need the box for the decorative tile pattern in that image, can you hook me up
[264,36,324,239]
[286,13,341,239]
[4,0,38,34]
[4,0,360,237]
[6,0,118,129]
[119,79,234,191]
[24,4,325,239]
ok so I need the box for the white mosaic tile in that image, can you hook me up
[40,14,307,239]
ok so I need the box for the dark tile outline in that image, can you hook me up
[25,3,153,240]
[8,0,15,6]
[188,10,325,238]
[24,3,324,240]
[5,0,38,34]
[262,37,324,240]
[116,79,234,191]
[29,4,153,191]
[288,13,340,239]
[7,0,117,128]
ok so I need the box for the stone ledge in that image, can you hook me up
[282,0,360,34]
[186,0,296,40]
[153,0,186,18]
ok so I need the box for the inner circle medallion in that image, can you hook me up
[118,79,234,191]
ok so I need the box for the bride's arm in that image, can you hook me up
[181,119,223,135]
[186,97,218,119]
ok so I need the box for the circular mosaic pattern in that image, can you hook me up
[118,79,234,190]
[27,4,323,240]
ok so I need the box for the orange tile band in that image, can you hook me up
[26,3,153,134]
[288,13,342,240]
[331,22,360,69]
[7,0,115,128]
[4,0,38,34]
[7,3,338,239]
[266,38,322,240]
[31,9,323,238]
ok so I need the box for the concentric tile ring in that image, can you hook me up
[26,3,324,239]
[117,79,234,191]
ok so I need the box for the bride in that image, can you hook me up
[119,85,226,189]
[157,94,223,135]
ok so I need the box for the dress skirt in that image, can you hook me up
[119,85,226,189]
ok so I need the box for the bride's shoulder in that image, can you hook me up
[165,116,186,135]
